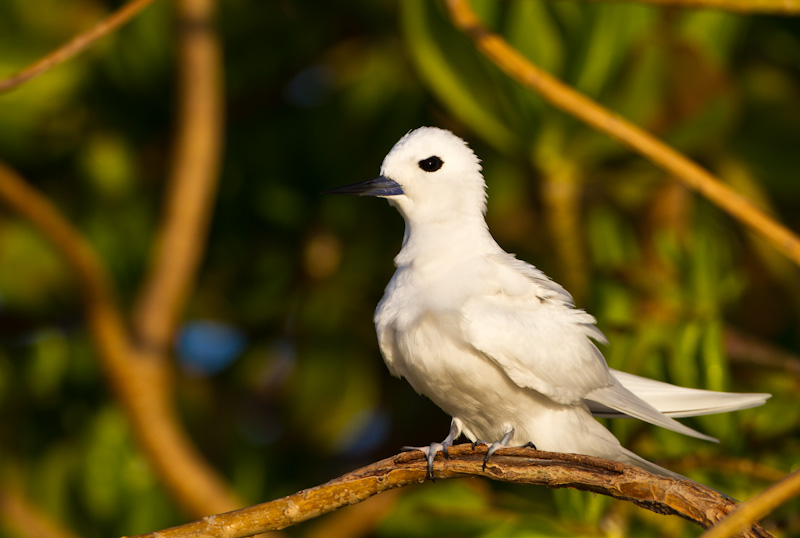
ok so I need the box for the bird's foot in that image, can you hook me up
[482,428,514,471]
[403,418,463,480]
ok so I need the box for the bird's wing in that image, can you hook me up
[586,381,717,441]
[588,369,771,418]
[462,254,719,441]
[459,255,611,405]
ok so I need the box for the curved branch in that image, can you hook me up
[123,445,772,538]
[0,162,241,517]
[0,162,117,313]
[700,469,800,538]
[445,0,800,269]
[572,0,800,16]
[131,0,225,355]
[0,0,160,94]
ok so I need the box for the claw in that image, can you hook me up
[482,428,514,471]
[403,418,463,480]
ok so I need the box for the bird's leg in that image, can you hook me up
[439,418,461,460]
[403,418,463,479]
[483,428,514,471]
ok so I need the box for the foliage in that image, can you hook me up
[0,1,799,537]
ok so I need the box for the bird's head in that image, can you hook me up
[326,127,487,223]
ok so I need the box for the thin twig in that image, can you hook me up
[700,469,800,538]
[123,445,773,538]
[445,0,800,269]
[0,0,159,94]
[568,0,800,15]
[132,0,225,355]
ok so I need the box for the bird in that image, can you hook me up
[326,126,770,479]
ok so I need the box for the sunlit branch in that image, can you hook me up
[132,0,225,356]
[123,446,772,538]
[700,469,800,538]
[445,0,800,269]
[0,0,160,94]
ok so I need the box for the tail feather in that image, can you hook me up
[586,380,719,442]
[589,369,771,418]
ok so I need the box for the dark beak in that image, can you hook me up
[324,176,403,197]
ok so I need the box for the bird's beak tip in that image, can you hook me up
[324,176,403,197]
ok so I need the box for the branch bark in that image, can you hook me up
[123,445,772,538]
[0,0,160,94]
[445,0,800,269]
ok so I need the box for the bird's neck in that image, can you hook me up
[394,216,498,268]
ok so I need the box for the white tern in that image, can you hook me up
[327,126,770,478]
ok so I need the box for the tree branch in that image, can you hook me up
[0,0,160,94]
[123,445,773,538]
[131,0,225,356]
[444,0,800,269]
[700,469,800,538]
[567,0,800,16]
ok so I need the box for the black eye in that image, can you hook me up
[418,156,443,172]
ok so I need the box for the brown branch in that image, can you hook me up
[0,162,241,517]
[123,445,772,538]
[304,489,402,538]
[700,469,800,538]
[566,0,800,16]
[0,0,160,94]
[0,162,117,314]
[445,0,800,269]
[131,0,225,355]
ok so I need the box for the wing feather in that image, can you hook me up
[459,255,610,404]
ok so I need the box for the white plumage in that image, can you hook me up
[327,126,769,478]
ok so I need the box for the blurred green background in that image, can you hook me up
[1,0,799,537]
